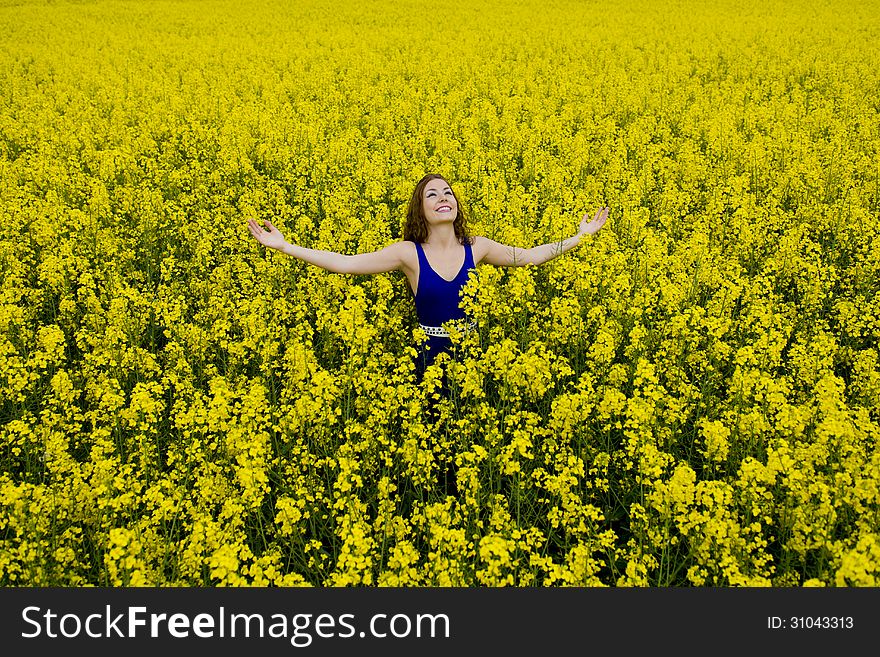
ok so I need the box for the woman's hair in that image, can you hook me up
[403,173,473,245]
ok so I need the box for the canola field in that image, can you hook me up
[1,0,879,586]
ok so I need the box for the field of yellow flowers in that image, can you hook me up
[1,0,879,587]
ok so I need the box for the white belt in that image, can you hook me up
[419,321,477,338]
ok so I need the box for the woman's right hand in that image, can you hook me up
[578,206,610,236]
[248,218,288,251]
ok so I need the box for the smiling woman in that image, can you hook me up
[248,173,609,383]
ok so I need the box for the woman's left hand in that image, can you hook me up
[579,206,610,235]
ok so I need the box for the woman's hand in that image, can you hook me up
[579,206,610,236]
[248,218,288,251]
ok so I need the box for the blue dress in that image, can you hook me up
[411,240,476,378]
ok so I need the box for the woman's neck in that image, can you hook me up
[425,224,459,250]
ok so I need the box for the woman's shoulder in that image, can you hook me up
[466,235,487,264]
[393,240,419,267]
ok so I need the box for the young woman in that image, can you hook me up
[248,173,609,380]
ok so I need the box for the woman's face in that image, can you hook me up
[422,179,457,224]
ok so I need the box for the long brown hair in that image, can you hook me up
[403,174,473,245]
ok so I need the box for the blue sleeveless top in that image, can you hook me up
[412,240,475,326]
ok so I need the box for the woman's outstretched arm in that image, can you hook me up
[477,206,609,267]
[248,218,407,274]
